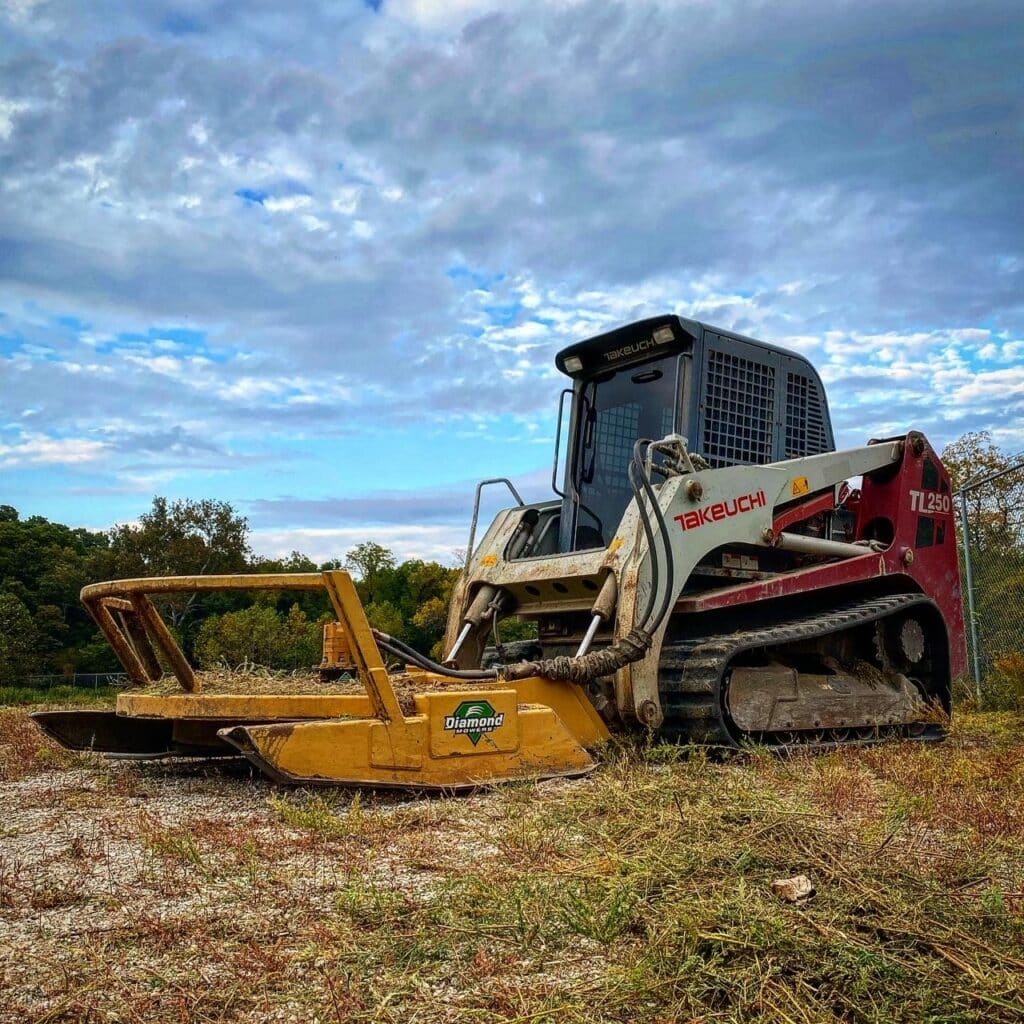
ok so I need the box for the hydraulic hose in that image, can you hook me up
[628,457,660,627]
[628,438,676,634]
[499,626,654,682]
[631,439,677,635]
[374,629,498,680]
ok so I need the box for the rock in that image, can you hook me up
[771,874,815,902]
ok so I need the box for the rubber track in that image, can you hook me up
[658,593,943,750]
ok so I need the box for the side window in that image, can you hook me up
[916,516,935,549]
[592,403,641,488]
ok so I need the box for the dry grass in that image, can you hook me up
[1,707,1023,1023]
[136,665,351,696]
[134,666,499,714]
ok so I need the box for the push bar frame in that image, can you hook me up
[82,571,403,720]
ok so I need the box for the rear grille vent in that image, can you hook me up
[785,373,830,458]
[703,350,776,466]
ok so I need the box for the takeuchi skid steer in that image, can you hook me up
[34,315,967,788]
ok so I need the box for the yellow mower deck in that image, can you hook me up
[33,570,609,789]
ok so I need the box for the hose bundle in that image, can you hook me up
[500,626,653,682]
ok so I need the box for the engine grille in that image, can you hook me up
[702,350,776,466]
[785,372,830,458]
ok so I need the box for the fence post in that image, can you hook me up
[959,488,983,702]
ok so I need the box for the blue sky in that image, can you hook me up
[1,0,1022,563]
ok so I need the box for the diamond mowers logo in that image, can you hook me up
[444,700,505,746]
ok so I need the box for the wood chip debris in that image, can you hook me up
[771,874,816,902]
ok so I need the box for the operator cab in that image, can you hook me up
[553,315,835,552]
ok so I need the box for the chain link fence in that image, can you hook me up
[955,458,1024,708]
[1,671,128,707]
[21,672,128,691]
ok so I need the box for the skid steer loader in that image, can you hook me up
[34,315,967,789]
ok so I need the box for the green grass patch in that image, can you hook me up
[0,684,118,707]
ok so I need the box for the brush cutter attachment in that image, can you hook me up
[32,570,608,789]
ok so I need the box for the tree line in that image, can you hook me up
[0,496,460,684]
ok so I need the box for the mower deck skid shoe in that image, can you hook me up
[218,682,603,790]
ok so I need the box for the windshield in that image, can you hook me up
[569,354,679,550]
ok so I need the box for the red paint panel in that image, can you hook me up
[772,490,837,534]
[678,434,967,679]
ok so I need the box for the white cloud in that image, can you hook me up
[250,525,463,566]
[1,0,45,24]
[950,368,1024,404]
[263,194,313,213]
[301,214,329,232]
[122,353,202,379]
[0,0,1021,535]
[330,187,361,215]
[217,376,288,401]
[382,0,501,28]
[0,432,108,467]
[0,97,28,140]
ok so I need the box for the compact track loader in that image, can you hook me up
[35,315,967,788]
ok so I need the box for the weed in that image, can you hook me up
[136,813,212,880]
[267,790,389,842]
[336,875,411,928]
[490,805,574,866]
[982,653,1024,711]
[553,881,640,944]
[0,708,77,780]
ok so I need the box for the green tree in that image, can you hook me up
[344,541,397,607]
[0,509,112,676]
[340,545,460,653]
[387,559,460,651]
[253,551,318,574]
[364,599,404,638]
[251,550,330,621]
[344,541,396,581]
[0,502,470,683]
[195,603,325,669]
[942,431,1024,549]
[108,497,250,628]
[411,596,449,637]
[0,592,41,685]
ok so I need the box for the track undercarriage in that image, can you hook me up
[659,594,949,751]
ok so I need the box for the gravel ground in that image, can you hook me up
[0,709,523,1023]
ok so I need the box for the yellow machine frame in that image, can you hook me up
[67,570,609,788]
